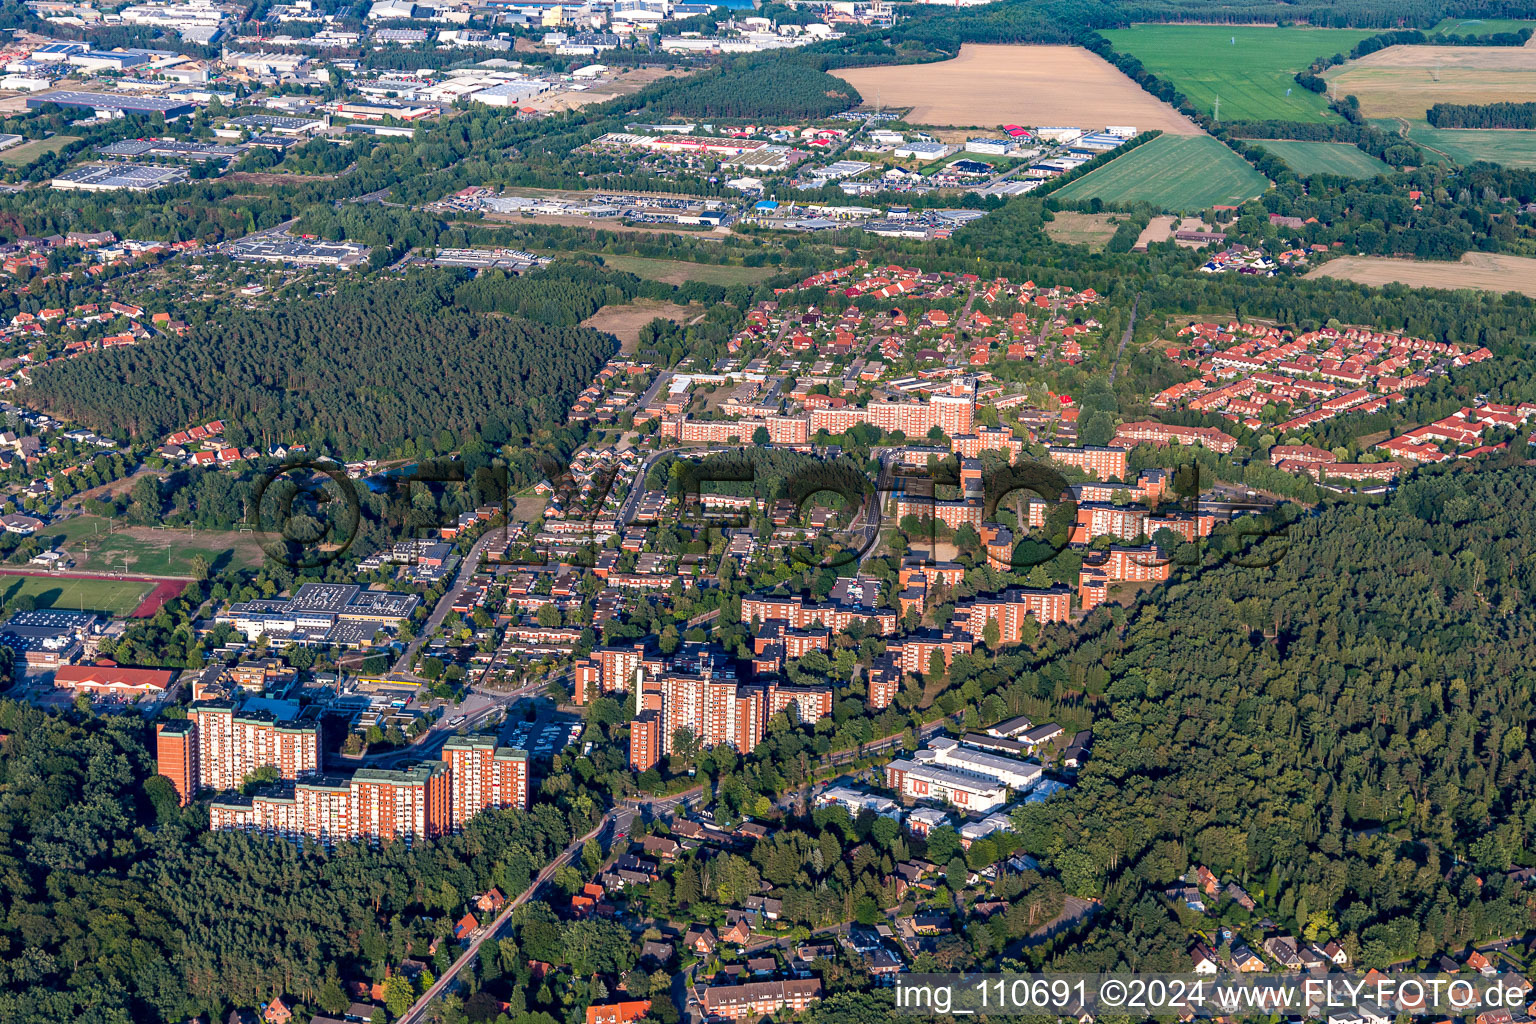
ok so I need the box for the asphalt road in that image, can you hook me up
[389,527,505,681]
[397,810,618,1024]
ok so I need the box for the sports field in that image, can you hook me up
[1306,252,1536,297]
[1053,135,1269,212]
[830,44,1203,132]
[1325,45,1536,119]
[1377,118,1536,167]
[1101,25,1377,122]
[36,515,265,576]
[1250,140,1393,178]
[0,573,156,617]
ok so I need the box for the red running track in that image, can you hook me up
[0,568,190,618]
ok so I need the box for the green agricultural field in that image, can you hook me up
[1251,140,1393,178]
[1426,17,1536,36]
[0,574,155,617]
[1054,135,1270,212]
[1102,25,1378,122]
[1378,119,1536,168]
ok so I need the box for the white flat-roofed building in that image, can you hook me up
[918,736,1043,792]
[965,138,1015,156]
[958,810,1014,843]
[469,79,550,106]
[884,759,1007,812]
[893,141,949,160]
[808,159,869,180]
[2,75,53,91]
[1105,125,1137,137]
[815,785,902,819]
[1034,126,1082,144]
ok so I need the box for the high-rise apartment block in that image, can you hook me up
[164,699,528,845]
[628,645,830,771]
[441,735,530,831]
[189,699,321,793]
[154,719,198,806]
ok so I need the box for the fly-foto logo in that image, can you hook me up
[250,448,1300,575]
[249,459,363,569]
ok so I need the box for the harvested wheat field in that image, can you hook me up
[832,45,1204,132]
[1325,45,1536,118]
[1306,252,1536,297]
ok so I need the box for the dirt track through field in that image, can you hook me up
[831,45,1205,133]
[1306,252,1536,297]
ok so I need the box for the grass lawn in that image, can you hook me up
[1054,135,1270,212]
[591,254,776,287]
[1101,25,1378,122]
[0,574,155,617]
[0,135,80,166]
[1387,119,1536,168]
[1250,140,1393,178]
[1042,211,1121,249]
[37,515,266,576]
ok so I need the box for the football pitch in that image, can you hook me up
[1054,136,1270,212]
[0,574,156,617]
[1250,140,1393,178]
[1102,25,1378,123]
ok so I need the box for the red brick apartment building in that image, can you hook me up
[441,735,529,830]
[190,700,321,794]
[1045,444,1129,481]
[887,629,975,675]
[866,658,901,710]
[155,719,197,805]
[808,378,976,438]
[209,762,453,846]
[171,700,528,844]
[702,979,823,1020]
[628,654,833,768]
[1114,420,1238,454]
[1078,545,1172,611]
[739,595,898,636]
[765,682,833,726]
[1269,444,1335,466]
[573,643,648,704]
[951,586,1071,642]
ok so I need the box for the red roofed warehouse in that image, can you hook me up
[54,663,175,696]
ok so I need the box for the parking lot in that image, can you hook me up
[500,699,582,765]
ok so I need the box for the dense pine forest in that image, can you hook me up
[24,271,619,456]
[1017,464,1536,971]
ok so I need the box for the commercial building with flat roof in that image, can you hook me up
[27,90,197,118]
[884,758,1007,812]
[51,163,190,192]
